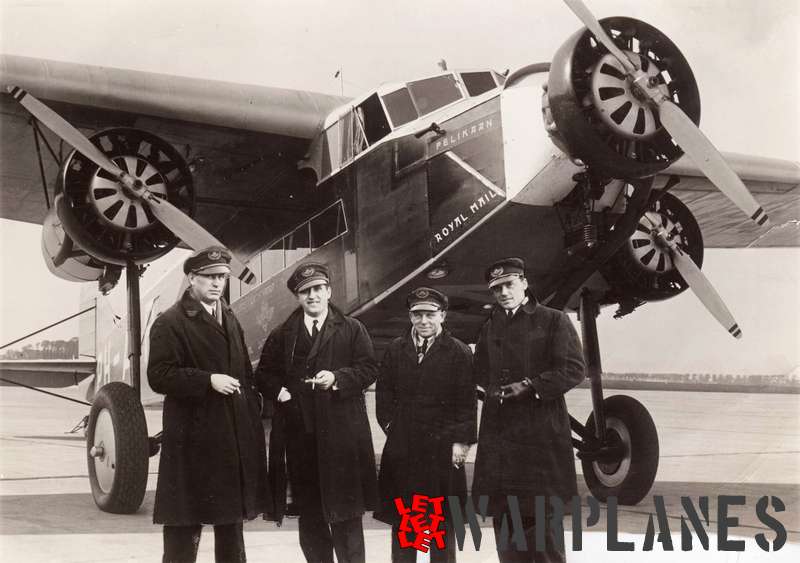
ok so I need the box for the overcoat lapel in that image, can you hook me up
[180,291,227,339]
[307,307,340,365]
[400,333,417,364]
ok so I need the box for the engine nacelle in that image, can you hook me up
[40,127,194,292]
[41,206,121,292]
[544,17,700,179]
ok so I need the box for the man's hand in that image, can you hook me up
[210,373,241,395]
[496,379,535,402]
[452,443,470,467]
[310,370,336,390]
[276,387,292,402]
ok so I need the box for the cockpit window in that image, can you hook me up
[381,87,418,128]
[356,93,391,145]
[461,71,498,96]
[407,75,463,116]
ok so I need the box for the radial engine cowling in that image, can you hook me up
[40,127,195,292]
[544,17,701,179]
[602,192,703,307]
[55,127,194,266]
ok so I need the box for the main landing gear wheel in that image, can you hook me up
[582,394,659,505]
[87,382,149,513]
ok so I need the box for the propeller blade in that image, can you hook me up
[142,193,256,285]
[8,86,123,177]
[10,86,256,285]
[656,231,742,339]
[658,101,769,226]
[562,0,637,73]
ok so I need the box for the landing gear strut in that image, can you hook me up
[86,262,152,513]
[571,290,659,505]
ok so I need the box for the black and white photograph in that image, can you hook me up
[0,0,798,561]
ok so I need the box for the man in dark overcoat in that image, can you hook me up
[375,287,476,562]
[148,246,270,563]
[472,257,585,563]
[255,262,378,563]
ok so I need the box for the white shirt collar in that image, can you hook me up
[304,308,329,335]
[200,301,216,316]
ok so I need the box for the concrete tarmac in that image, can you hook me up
[1,385,798,562]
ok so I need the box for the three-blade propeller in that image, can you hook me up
[562,0,769,228]
[8,86,255,285]
[561,0,758,338]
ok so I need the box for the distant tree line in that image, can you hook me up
[0,337,79,360]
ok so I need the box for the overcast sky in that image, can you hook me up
[0,0,798,373]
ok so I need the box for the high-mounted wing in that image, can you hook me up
[0,359,95,388]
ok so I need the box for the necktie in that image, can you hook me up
[311,320,319,339]
[417,338,429,364]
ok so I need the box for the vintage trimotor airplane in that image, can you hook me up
[1,0,798,516]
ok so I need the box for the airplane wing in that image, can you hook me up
[662,153,800,248]
[0,54,348,257]
[0,359,95,388]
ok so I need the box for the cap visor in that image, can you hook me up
[295,277,329,293]
[409,302,442,312]
[194,264,231,275]
[488,273,521,289]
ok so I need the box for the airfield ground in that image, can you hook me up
[1,386,798,562]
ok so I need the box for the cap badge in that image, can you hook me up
[415,289,429,299]
[491,266,504,277]
[301,267,315,278]
[208,250,221,260]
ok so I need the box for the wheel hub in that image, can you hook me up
[589,51,669,140]
[91,408,116,494]
[592,417,632,488]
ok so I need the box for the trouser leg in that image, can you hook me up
[391,522,417,563]
[331,516,365,563]
[429,520,456,563]
[163,524,202,563]
[493,514,566,563]
[298,512,334,563]
[213,522,246,563]
[391,520,455,563]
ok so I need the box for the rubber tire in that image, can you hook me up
[87,382,149,513]
[581,394,659,505]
